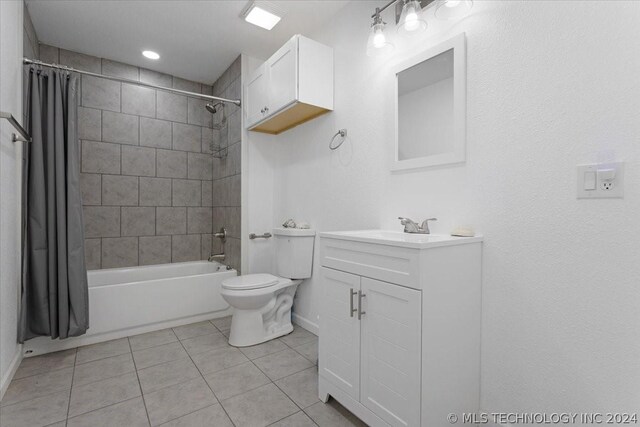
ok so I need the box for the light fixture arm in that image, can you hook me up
[371,0,436,23]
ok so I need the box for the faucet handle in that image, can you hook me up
[420,218,437,234]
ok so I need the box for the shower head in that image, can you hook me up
[205,102,223,114]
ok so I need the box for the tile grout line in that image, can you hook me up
[64,349,79,426]
[126,337,153,427]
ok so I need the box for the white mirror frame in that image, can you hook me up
[392,33,466,172]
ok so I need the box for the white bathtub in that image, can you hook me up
[23,261,237,356]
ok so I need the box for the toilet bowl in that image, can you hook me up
[221,228,315,347]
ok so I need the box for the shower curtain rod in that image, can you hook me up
[23,58,242,107]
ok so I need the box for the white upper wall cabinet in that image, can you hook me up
[245,34,334,135]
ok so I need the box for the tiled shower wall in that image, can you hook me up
[211,59,242,273]
[35,44,241,270]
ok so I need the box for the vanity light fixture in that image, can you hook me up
[142,50,160,60]
[242,1,282,30]
[367,8,394,57]
[366,0,472,56]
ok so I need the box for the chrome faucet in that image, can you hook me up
[209,227,227,262]
[398,217,437,234]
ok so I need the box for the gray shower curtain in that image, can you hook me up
[19,65,89,342]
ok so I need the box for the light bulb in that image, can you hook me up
[373,29,386,48]
[435,0,473,20]
[397,0,427,37]
[446,0,461,7]
[367,19,394,57]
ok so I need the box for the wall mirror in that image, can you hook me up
[392,33,466,171]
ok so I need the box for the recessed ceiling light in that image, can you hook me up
[142,50,160,60]
[242,2,282,30]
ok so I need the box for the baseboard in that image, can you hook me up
[0,345,23,401]
[292,312,319,335]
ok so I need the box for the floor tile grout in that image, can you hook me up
[64,350,78,426]
[126,337,153,427]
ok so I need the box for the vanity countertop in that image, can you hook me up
[319,229,483,249]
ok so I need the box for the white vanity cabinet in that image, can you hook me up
[245,34,333,134]
[319,231,483,427]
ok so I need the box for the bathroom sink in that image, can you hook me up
[319,229,482,249]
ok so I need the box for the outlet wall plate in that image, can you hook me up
[577,162,624,199]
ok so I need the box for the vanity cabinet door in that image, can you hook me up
[360,277,422,427]
[319,267,361,401]
[245,63,269,127]
[266,36,298,115]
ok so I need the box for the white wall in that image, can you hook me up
[0,0,24,399]
[246,0,640,417]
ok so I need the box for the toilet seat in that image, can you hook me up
[222,274,279,291]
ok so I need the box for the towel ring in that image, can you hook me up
[329,129,347,151]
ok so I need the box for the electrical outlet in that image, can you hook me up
[577,162,624,199]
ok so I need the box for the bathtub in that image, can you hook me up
[23,261,237,356]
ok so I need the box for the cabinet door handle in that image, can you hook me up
[357,291,366,320]
[264,106,269,113]
[260,108,265,114]
[349,288,357,317]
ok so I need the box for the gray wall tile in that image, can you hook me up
[122,84,155,118]
[84,239,101,270]
[140,118,171,149]
[139,236,172,266]
[102,237,138,268]
[140,69,172,87]
[84,206,120,238]
[78,107,101,140]
[82,141,120,174]
[226,237,241,272]
[39,44,59,64]
[102,111,139,145]
[201,234,212,260]
[228,110,241,145]
[156,207,186,235]
[102,59,139,80]
[173,77,201,93]
[157,91,187,123]
[172,179,201,207]
[212,207,240,239]
[157,149,187,178]
[140,178,172,206]
[187,152,212,180]
[122,146,156,177]
[201,181,212,207]
[80,173,101,206]
[102,175,138,206]
[187,208,212,234]
[60,49,101,73]
[201,128,213,154]
[122,207,156,236]
[82,76,120,112]
[172,235,201,262]
[172,123,201,152]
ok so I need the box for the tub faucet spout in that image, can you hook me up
[209,253,225,262]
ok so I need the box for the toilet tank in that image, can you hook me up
[273,228,316,279]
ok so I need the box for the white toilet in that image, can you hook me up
[221,228,315,347]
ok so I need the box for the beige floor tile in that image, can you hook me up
[0,392,69,427]
[304,400,367,427]
[68,371,141,417]
[144,377,217,426]
[14,349,76,380]
[275,367,319,409]
[72,353,135,387]
[133,341,188,370]
[238,339,287,360]
[221,383,298,427]
[173,321,218,340]
[210,316,232,332]
[159,403,233,427]
[76,338,131,365]
[293,339,318,365]
[129,328,177,351]
[268,411,317,427]
[1,367,73,407]
[279,327,316,348]
[181,332,229,356]
[66,397,149,427]
[203,361,270,400]
[253,348,313,381]
[190,346,248,375]
[137,357,200,394]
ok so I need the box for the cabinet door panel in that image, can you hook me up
[319,267,360,401]
[267,37,297,115]
[245,63,268,127]
[361,278,421,427]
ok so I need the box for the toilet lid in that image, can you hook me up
[222,274,280,290]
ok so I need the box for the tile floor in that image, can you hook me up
[0,318,366,427]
